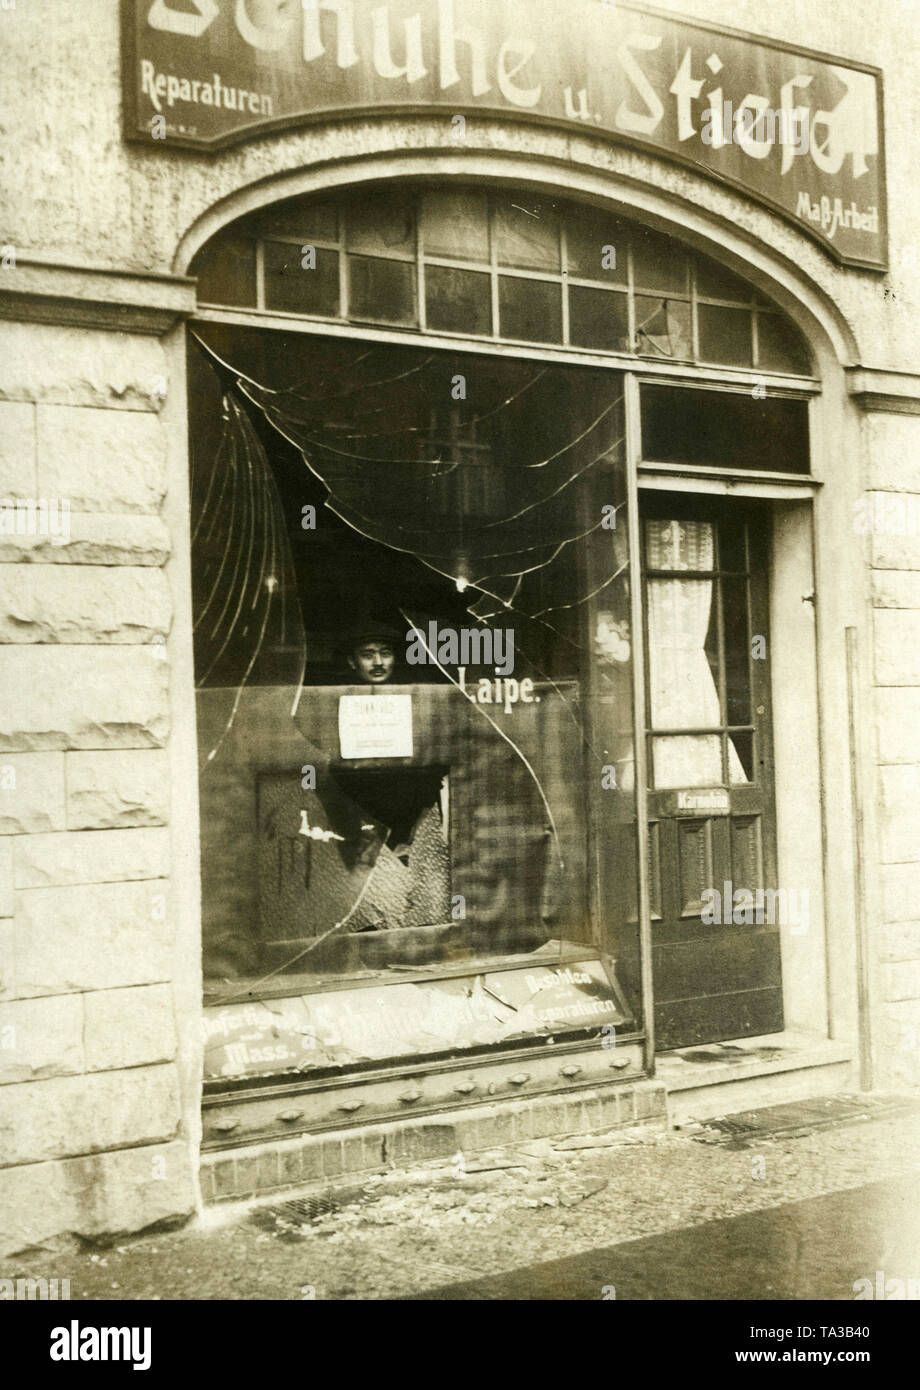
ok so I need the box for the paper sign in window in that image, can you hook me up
[339,694,413,760]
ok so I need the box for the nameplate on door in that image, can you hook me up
[673,789,730,816]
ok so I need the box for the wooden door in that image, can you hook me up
[642,497,783,1050]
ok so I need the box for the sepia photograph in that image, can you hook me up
[0,0,917,1359]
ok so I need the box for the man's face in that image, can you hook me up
[349,641,395,685]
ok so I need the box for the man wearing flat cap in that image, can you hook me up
[346,619,403,686]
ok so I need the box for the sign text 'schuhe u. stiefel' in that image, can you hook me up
[124,0,887,269]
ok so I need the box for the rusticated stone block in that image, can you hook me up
[0,513,170,566]
[865,415,920,493]
[0,842,12,917]
[878,1004,920,1090]
[0,323,166,412]
[875,688,920,764]
[877,765,920,865]
[881,864,920,925]
[0,926,11,1002]
[0,647,169,750]
[869,498,920,572]
[66,749,169,829]
[0,401,37,497]
[66,1139,197,1243]
[0,1139,196,1258]
[871,569,920,609]
[883,960,920,1004]
[0,566,171,643]
[0,752,66,833]
[874,609,920,686]
[0,1064,181,1166]
[0,1157,76,1258]
[881,922,920,963]
[11,880,172,997]
[37,405,166,513]
[0,994,83,1085]
[84,984,176,1071]
[13,828,169,888]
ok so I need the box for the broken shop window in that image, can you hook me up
[189,326,643,1074]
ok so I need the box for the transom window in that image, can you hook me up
[190,184,812,375]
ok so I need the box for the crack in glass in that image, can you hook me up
[190,326,639,1038]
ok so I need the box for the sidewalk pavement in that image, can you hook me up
[3,1096,918,1301]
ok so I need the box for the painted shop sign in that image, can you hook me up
[123,0,886,269]
[202,956,629,1079]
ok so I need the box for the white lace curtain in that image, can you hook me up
[646,521,747,789]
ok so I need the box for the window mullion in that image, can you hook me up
[337,206,348,320]
[416,204,426,333]
[489,198,500,339]
[560,222,571,347]
[255,239,265,310]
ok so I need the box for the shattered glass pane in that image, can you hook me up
[729,731,755,784]
[634,296,692,360]
[189,326,643,1070]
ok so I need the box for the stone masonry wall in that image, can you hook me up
[0,322,196,1257]
[866,412,920,1089]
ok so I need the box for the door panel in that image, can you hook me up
[655,988,784,1050]
[642,499,782,1050]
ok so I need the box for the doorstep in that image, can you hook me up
[656,1030,857,1127]
[200,1077,668,1204]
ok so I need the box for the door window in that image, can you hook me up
[646,519,752,789]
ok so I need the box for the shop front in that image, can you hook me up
[183,177,820,1160]
[3,0,915,1252]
